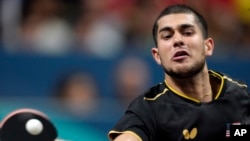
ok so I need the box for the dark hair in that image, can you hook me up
[152,4,208,46]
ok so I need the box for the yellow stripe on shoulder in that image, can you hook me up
[144,88,168,101]
[223,76,248,88]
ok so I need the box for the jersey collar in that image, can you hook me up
[164,70,224,103]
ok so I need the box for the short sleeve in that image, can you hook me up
[108,95,156,141]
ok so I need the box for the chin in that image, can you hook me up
[164,63,205,79]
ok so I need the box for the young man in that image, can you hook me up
[108,4,250,141]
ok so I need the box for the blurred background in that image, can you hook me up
[0,0,250,140]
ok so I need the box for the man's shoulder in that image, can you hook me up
[143,82,169,101]
[210,70,248,91]
[224,76,249,94]
[127,82,169,111]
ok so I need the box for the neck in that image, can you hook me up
[165,69,213,102]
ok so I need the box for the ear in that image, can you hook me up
[204,38,214,56]
[151,47,162,65]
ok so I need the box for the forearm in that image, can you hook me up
[113,133,140,141]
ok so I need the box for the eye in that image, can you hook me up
[182,30,194,36]
[163,35,172,39]
[184,31,192,36]
[161,33,172,40]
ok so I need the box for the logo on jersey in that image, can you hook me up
[183,127,197,140]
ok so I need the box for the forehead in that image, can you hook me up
[157,13,198,30]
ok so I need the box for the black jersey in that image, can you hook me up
[108,70,250,141]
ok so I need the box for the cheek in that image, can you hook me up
[186,38,205,54]
[157,41,174,61]
[158,41,172,54]
[158,48,172,65]
[193,47,207,61]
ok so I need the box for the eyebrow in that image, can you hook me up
[158,24,195,33]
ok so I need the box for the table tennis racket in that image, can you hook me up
[0,108,59,141]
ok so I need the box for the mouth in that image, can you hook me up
[172,50,189,61]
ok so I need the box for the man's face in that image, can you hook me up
[152,13,213,79]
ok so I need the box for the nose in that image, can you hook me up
[173,33,184,47]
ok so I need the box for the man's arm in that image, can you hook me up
[113,133,140,141]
